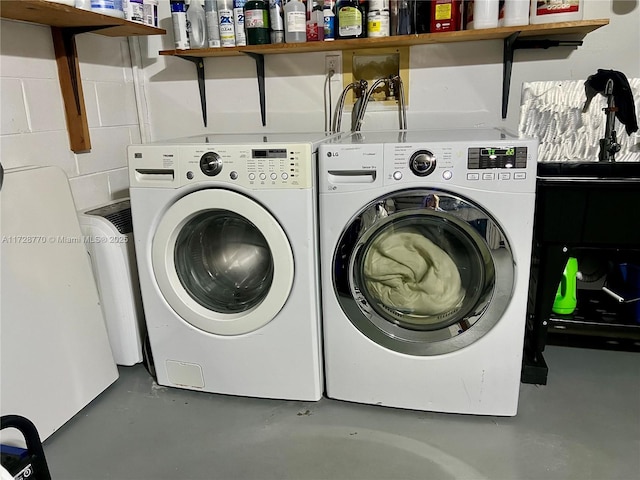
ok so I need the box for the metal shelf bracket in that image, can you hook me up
[179,52,266,128]
[502,34,583,119]
[244,52,266,127]
[182,56,208,127]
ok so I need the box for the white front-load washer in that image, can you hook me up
[318,129,538,415]
[128,132,335,401]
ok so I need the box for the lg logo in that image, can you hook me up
[326,152,339,158]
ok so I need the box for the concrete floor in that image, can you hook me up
[43,346,639,480]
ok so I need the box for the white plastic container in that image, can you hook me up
[187,0,207,48]
[499,0,529,26]
[75,0,92,10]
[143,0,158,26]
[284,0,306,43]
[367,10,390,38]
[91,0,125,17]
[529,0,584,24]
[124,0,144,22]
[46,0,76,6]
[466,0,499,29]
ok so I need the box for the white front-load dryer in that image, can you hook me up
[128,132,334,401]
[318,129,538,415]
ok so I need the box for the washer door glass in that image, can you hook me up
[174,210,273,314]
[152,189,294,336]
[334,190,514,355]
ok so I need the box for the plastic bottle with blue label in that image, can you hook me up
[171,0,190,49]
[91,0,125,17]
[323,0,336,41]
[234,0,247,46]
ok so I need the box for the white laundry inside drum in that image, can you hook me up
[363,228,465,320]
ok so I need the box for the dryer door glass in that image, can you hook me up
[333,189,515,356]
[174,210,274,314]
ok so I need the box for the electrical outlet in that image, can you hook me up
[325,54,342,82]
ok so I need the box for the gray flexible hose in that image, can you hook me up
[353,78,386,132]
[332,82,359,134]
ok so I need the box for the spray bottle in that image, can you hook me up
[217,0,236,46]
[204,0,222,47]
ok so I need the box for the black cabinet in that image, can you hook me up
[523,162,640,385]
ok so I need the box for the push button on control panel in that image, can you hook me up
[467,173,480,181]
[393,171,403,180]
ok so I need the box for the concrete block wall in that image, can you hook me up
[0,20,141,212]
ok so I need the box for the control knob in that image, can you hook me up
[409,150,436,177]
[200,152,223,176]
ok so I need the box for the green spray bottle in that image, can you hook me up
[552,257,578,315]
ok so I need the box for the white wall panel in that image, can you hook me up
[95,81,138,126]
[0,21,57,79]
[0,78,29,134]
[22,78,67,132]
[76,127,131,175]
[68,172,112,210]
[107,167,130,199]
[0,131,76,176]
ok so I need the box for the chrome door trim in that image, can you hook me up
[332,189,515,355]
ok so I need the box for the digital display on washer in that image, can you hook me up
[252,148,287,159]
[468,146,528,169]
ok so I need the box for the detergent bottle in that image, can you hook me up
[552,257,578,315]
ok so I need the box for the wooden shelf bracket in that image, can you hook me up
[52,26,113,152]
[502,33,583,119]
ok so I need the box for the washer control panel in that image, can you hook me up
[129,144,314,189]
[467,146,528,170]
[385,143,532,188]
[318,136,537,195]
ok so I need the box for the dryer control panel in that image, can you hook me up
[128,144,314,189]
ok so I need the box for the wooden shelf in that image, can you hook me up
[0,0,166,153]
[0,0,166,36]
[159,19,608,58]
[158,18,609,129]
